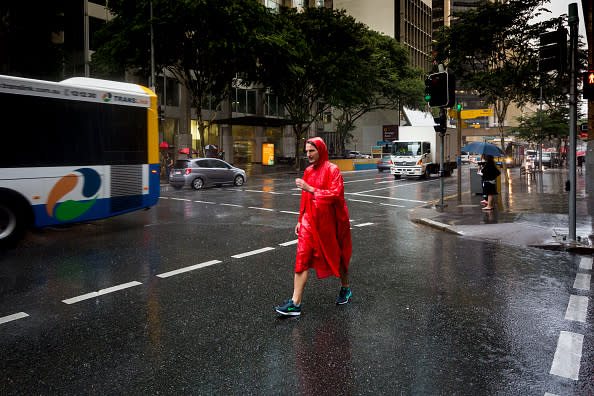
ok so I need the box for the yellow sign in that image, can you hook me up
[448,108,493,119]
[262,143,274,166]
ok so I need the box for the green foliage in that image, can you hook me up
[512,109,569,144]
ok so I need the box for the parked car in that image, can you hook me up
[346,150,371,159]
[377,155,392,172]
[169,158,246,190]
[461,151,470,164]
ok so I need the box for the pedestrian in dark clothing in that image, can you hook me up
[481,155,500,211]
[165,153,173,184]
[578,155,584,174]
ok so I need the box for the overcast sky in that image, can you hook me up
[531,0,587,39]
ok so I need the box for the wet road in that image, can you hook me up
[0,167,592,394]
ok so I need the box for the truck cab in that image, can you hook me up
[390,140,433,179]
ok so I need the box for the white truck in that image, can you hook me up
[390,126,458,179]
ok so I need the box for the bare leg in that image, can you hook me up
[291,271,308,305]
[340,268,349,288]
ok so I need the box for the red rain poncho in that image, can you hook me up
[295,137,352,279]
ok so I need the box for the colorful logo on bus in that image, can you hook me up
[46,168,101,221]
[102,92,112,102]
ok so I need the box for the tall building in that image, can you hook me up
[334,0,432,71]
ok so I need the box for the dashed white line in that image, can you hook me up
[219,203,243,207]
[348,199,373,203]
[565,295,589,323]
[380,203,406,208]
[62,281,142,305]
[248,207,275,212]
[193,200,216,204]
[170,197,191,201]
[573,273,591,291]
[579,257,592,270]
[231,247,275,258]
[550,331,583,380]
[157,260,222,278]
[0,312,29,325]
[279,240,298,246]
[280,210,300,215]
[354,222,374,227]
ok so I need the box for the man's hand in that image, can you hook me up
[295,178,313,193]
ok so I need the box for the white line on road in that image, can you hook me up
[279,240,298,246]
[231,247,275,258]
[550,331,583,380]
[0,312,29,325]
[380,203,406,208]
[248,207,276,212]
[573,273,591,291]
[354,222,374,227]
[565,295,589,323]
[170,198,191,201]
[280,210,300,215]
[62,281,142,305]
[347,192,428,204]
[156,260,222,278]
[579,257,592,270]
[348,199,373,203]
[219,203,243,207]
[193,200,216,204]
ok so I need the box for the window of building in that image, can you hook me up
[264,0,280,12]
[165,77,180,107]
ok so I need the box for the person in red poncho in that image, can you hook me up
[275,137,352,316]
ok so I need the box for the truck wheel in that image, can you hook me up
[0,197,27,249]
[393,174,401,180]
[422,169,430,179]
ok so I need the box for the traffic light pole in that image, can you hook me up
[568,4,578,241]
[438,107,446,208]
[457,106,462,203]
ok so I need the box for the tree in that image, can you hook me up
[258,7,371,165]
[512,108,569,154]
[331,31,425,154]
[432,0,550,181]
[93,0,270,154]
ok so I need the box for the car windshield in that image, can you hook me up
[174,160,191,169]
[392,142,421,156]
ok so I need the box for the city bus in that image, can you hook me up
[0,74,160,247]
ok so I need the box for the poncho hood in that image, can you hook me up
[307,137,328,166]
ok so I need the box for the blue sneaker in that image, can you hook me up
[336,287,352,305]
[275,300,301,316]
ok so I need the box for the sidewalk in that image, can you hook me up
[409,167,594,253]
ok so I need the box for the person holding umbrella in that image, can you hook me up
[481,154,500,211]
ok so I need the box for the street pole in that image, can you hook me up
[439,107,446,207]
[457,105,462,203]
[149,0,156,92]
[568,3,578,241]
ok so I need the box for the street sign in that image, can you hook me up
[447,108,493,119]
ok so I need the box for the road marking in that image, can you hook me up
[579,257,592,270]
[0,312,29,325]
[231,247,275,258]
[573,273,591,291]
[565,295,589,322]
[248,207,275,212]
[380,203,406,208]
[171,198,191,201]
[193,200,216,204]
[280,210,300,215]
[354,222,374,227]
[550,331,583,380]
[219,203,243,207]
[156,260,222,278]
[62,281,142,305]
[348,199,373,203]
[347,192,427,204]
[279,240,298,246]
[352,179,433,194]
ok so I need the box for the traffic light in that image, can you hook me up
[424,71,455,108]
[583,71,594,100]
[539,28,567,74]
[433,114,446,133]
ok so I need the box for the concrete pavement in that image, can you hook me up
[409,167,594,253]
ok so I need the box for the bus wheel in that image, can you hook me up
[0,199,25,248]
[192,178,204,190]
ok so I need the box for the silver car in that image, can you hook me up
[169,158,246,190]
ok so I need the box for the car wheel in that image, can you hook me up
[378,168,383,173]
[0,197,26,248]
[192,178,204,190]
[234,175,245,186]
[393,174,401,180]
